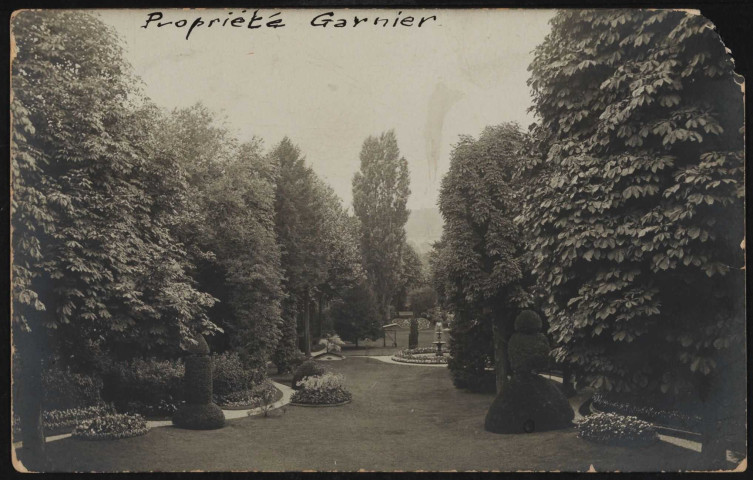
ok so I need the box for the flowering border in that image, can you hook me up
[391,347,449,364]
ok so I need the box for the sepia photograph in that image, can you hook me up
[9,6,746,472]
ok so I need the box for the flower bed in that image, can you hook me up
[72,413,150,441]
[577,412,659,447]
[290,373,352,405]
[592,392,700,429]
[13,404,117,437]
[215,380,281,409]
[391,347,449,364]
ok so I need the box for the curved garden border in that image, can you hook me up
[289,399,352,408]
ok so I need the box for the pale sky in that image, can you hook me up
[98,8,555,211]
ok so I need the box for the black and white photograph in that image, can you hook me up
[9,6,746,472]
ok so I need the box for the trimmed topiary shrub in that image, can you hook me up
[72,413,149,440]
[484,375,574,433]
[408,318,419,349]
[485,309,573,433]
[292,360,326,389]
[514,310,543,334]
[508,333,550,374]
[172,403,225,430]
[172,334,225,430]
[577,412,659,447]
[291,373,352,405]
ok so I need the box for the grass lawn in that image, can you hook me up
[29,357,707,472]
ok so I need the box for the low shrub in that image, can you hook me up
[212,352,265,397]
[108,358,184,416]
[391,347,448,364]
[291,373,352,405]
[42,364,103,411]
[577,412,659,447]
[72,413,149,441]
[592,392,701,429]
[450,368,497,393]
[291,360,327,389]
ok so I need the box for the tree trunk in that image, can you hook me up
[14,329,47,471]
[492,318,509,395]
[303,288,311,357]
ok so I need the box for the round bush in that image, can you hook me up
[507,332,550,374]
[72,413,149,440]
[292,360,326,389]
[577,412,659,447]
[514,310,543,334]
[172,403,225,430]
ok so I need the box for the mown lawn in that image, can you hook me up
[31,357,706,472]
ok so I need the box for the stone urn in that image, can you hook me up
[484,310,574,433]
[172,333,225,430]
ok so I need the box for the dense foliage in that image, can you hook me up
[330,281,382,346]
[525,8,744,400]
[438,124,533,391]
[160,107,284,371]
[271,138,364,360]
[352,131,411,324]
[524,10,744,464]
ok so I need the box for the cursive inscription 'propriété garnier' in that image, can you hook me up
[141,10,439,40]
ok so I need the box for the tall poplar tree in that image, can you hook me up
[352,130,411,324]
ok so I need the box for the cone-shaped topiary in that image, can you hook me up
[172,333,225,430]
[484,310,573,433]
[514,310,543,334]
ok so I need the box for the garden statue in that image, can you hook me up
[172,333,226,430]
[484,310,574,433]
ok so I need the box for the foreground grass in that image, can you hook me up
[31,357,704,472]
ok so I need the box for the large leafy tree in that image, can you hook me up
[352,130,411,324]
[157,106,284,371]
[271,138,362,364]
[11,11,216,464]
[525,10,744,465]
[438,124,533,393]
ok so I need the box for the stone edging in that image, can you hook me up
[289,399,352,407]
